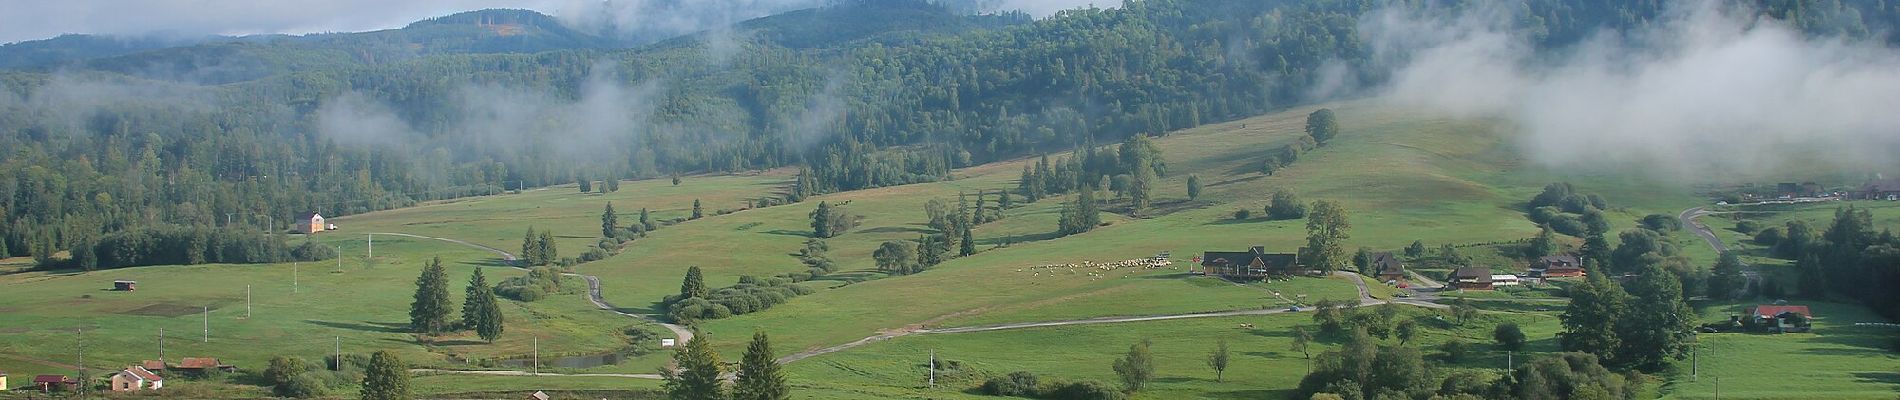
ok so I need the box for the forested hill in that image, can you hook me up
[1,0,1896,268]
[0,9,623,83]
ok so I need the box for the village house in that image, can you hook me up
[1747,304,1813,333]
[1200,246,1301,279]
[1491,274,1521,286]
[1450,267,1494,290]
[110,366,163,391]
[1370,252,1406,283]
[295,212,327,234]
[1531,255,1585,277]
[141,360,167,373]
[33,375,74,392]
[1855,179,1900,201]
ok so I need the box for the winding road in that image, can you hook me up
[1678,206,1762,289]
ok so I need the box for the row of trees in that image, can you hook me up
[665,266,818,323]
[65,226,335,270]
[1749,206,1900,318]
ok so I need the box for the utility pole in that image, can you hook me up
[1506,351,1513,371]
[928,350,936,388]
[367,234,373,260]
[203,306,210,342]
[76,328,86,399]
[293,263,299,293]
[334,337,341,371]
[1692,342,1698,381]
[158,328,165,365]
[246,285,252,319]
[533,337,540,376]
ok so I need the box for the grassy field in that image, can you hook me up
[1658,301,1900,399]
[6,99,1886,398]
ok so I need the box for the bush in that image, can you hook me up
[281,373,328,398]
[1640,214,1682,232]
[983,371,1042,396]
[1439,339,1470,362]
[1753,227,1784,246]
[496,266,566,302]
[1527,206,1564,225]
[1547,215,1586,236]
[1234,209,1252,220]
[1735,220,1762,234]
[1047,380,1125,400]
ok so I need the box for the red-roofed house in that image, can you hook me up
[1747,304,1813,333]
[110,366,164,391]
[140,360,167,372]
[174,357,235,377]
[33,375,75,392]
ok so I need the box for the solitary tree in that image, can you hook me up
[809,202,836,238]
[1494,322,1527,352]
[461,268,488,328]
[1291,325,1313,359]
[1112,341,1156,392]
[1305,108,1340,144]
[1396,319,1419,346]
[691,199,703,219]
[1186,174,1202,201]
[874,240,916,275]
[360,350,411,400]
[1708,252,1746,300]
[520,228,541,266]
[680,266,707,300]
[1405,240,1426,259]
[602,202,619,238]
[1304,201,1351,273]
[959,225,976,256]
[734,331,790,400]
[1206,340,1230,382]
[408,257,451,335]
[640,208,655,230]
[663,333,725,400]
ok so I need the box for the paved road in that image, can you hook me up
[1679,207,1762,288]
[411,368,662,379]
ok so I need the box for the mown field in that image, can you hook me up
[3,100,1893,398]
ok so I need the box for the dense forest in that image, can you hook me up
[2,0,1898,266]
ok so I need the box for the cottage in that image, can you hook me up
[110,366,163,391]
[1370,252,1406,283]
[1450,267,1494,290]
[295,212,327,234]
[1747,304,1813,333]
[1856,179,1900,201]
[33,375,73,392]
[141,360,167,373]
[113,280,137,291]
[1532,255,1585,277]
[1491,274,1521,286]
[1200,246,1301,279]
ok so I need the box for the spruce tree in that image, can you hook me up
[578,174,592,193]
[680,266,707,300]
[602,202,619,238]
[462,268,488,329]
[520,228,540,266]
[408,257,451,335]
[663,332,725,400]
[959,225,976,256]
[809,202,833,238]
[640,207,654,230]
[537,231,557,264]
[1186,174,1202,200]
[692,199,703,219]
[360,350,411,400]
[1526,224,1557,259]
[474,284,504,343]
[734,331,790,400]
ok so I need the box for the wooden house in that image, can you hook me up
[113,280,137,291]
[1450,267,1494,290]
[295,212,327,234]
[1371,252,1405,283]
[110,366,163,391]
[1200,246,1301,279]
[1531,255,1585,277]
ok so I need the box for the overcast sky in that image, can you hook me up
[0,0,1104,45]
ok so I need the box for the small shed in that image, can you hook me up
[0,371,8,391]
[528,391,551,400]
[174,357,235,376]
[114,280,137,291]
[141,360,167,372]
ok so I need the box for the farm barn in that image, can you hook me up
[295,212,326,234]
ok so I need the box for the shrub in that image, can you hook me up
[1234,209,1252,220]
[1047,380,1125,400]
[1735,220,1762,234]
[1439,339,1470,362]
[281,373,328,398]
[1547,215,1586,236]
[1753,227,1784,246]
[982,371,1041,397]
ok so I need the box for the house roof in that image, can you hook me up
[114,280,137,284]
[529,391,551,400]
[34,375,69,383]
[1201,246,1298,268]
[1751,305,1812,318]
[1453,267,1492,282]
[296,212,323,221]
[1372,252,1403,274]
[178,357,221,369]
[119,366,162,381]
[1535,255,1581,269]
[142,360,167,370]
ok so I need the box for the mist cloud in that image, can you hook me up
[1368,3,1900,178]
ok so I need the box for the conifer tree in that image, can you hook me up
[578,174,592,193]
[680,266,707,300]
[692,199,703,219]
[809,202,834,238]
[409,257,451,335]
[663,333,725,400]
[462,268,487,328]
[464,269,504,342]
[537,231,557,264]
[602,202,619,238]
[1186,174,1202,200]
[1526,224,1557,259]
[959,225,976,256]
[640,207,654,230]
[520,228,541,266]
[360,350,411,400]
[734,331,790,400]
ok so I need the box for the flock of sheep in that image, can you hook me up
[1016,257,1174,280]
